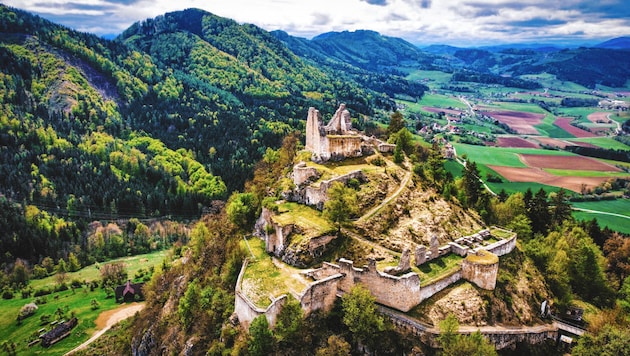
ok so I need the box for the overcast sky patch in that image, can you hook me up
[3,0,629,46]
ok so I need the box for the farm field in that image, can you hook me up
[572,200,630,234]
[453,142,629,193]
[571,137,630,150]
[406,82,629,231]
[0,250,169,355]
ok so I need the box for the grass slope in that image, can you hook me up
[0,250,168,355]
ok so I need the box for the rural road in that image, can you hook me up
[65,302,145,355]
[572,207,630,220]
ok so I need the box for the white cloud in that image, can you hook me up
[3,0,630,45]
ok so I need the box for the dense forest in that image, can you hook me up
[0,5,431,267]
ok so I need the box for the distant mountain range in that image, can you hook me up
[273,29,630,88]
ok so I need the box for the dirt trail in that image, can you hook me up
[65,302,145,355]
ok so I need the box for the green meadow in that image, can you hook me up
[572,200,630,234]
[0,250,170,355]
[571,137,630,150]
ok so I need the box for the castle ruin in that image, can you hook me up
[305,104,374,162]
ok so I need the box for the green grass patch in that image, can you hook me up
[571,137,630,150]
[544,169,630,177]
[444,159,464,178]
[274,202,335,236]
[572,200,630,216]
[573,208,630,235]
[240,238,308,308]
[491,227,515,239]
[486,181,563,195]
[417,93,467,110]
[0,250,168,355]
[415,254,464,286]
[29,250,169,291]
[519,73,590,92]
[480,101,547,114]
[534,114,574,138]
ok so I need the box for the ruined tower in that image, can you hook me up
[304,104,364,162]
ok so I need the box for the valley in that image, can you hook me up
[0,3,629,355]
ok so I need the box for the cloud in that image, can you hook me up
[312,12,332,26]
[3,0,630,45]
[361,0,389,6]
[507,18,567,28]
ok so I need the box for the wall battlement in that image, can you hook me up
[236,228,517,331]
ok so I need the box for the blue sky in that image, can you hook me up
[3,0,630,46]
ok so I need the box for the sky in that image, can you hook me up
[3,0,630,47]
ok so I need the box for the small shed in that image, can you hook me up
[115,280,145,303]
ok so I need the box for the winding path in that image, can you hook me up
[572,207,630,220]
[356,160,413,224]
[65,302,145,355]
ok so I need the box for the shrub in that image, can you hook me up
[2,287,14,300]
[70,279,83,288]
[54,283,68,292]
[34,287,52,297]
[18,303,38,321]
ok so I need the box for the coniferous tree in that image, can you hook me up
[248,315,274,356]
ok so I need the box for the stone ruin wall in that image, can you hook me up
[302,169,366,210]
[338,258,422,312]
[292,162,319,187]
[462,258,499,290]
[253,207,292,256]
[234,259,287,328]
[481,232,517,257]
[326,135,364,161]
[417,269,464,303]
[298,273,343,316]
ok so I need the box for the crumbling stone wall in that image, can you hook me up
[292,162,320,187]
[234,260,287,328]
[299,273,343,315]
[302,170,366,210]
[482,232,517,256]
[338,258,422,312]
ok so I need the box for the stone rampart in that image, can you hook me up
[327,136,363,161]
[481,232,517,257]
[338,258,422,312]
[292,162,320,187]
[449,242,469,256]
[462,252,500,290]
[418,269,463,303]
[384,305,559,350]
[303,170,366,210]
[299,273,343,316]
[234,260,287,328]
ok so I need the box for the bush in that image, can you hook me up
[370,156,386,166]
[18,303,38,321]
[54,283,68,292]
[34,296,48,305]
[2,287,14,300]
[70,279,83,288]
[34,287,52,297]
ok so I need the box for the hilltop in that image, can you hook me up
[1,4,629,356]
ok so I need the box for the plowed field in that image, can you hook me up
[480,110,544,135]
[496,137,538,148]
[520,154,621,171]
[487,165,611,192]
[553,117,597,138]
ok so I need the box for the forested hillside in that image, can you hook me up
[0,5,428,267]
